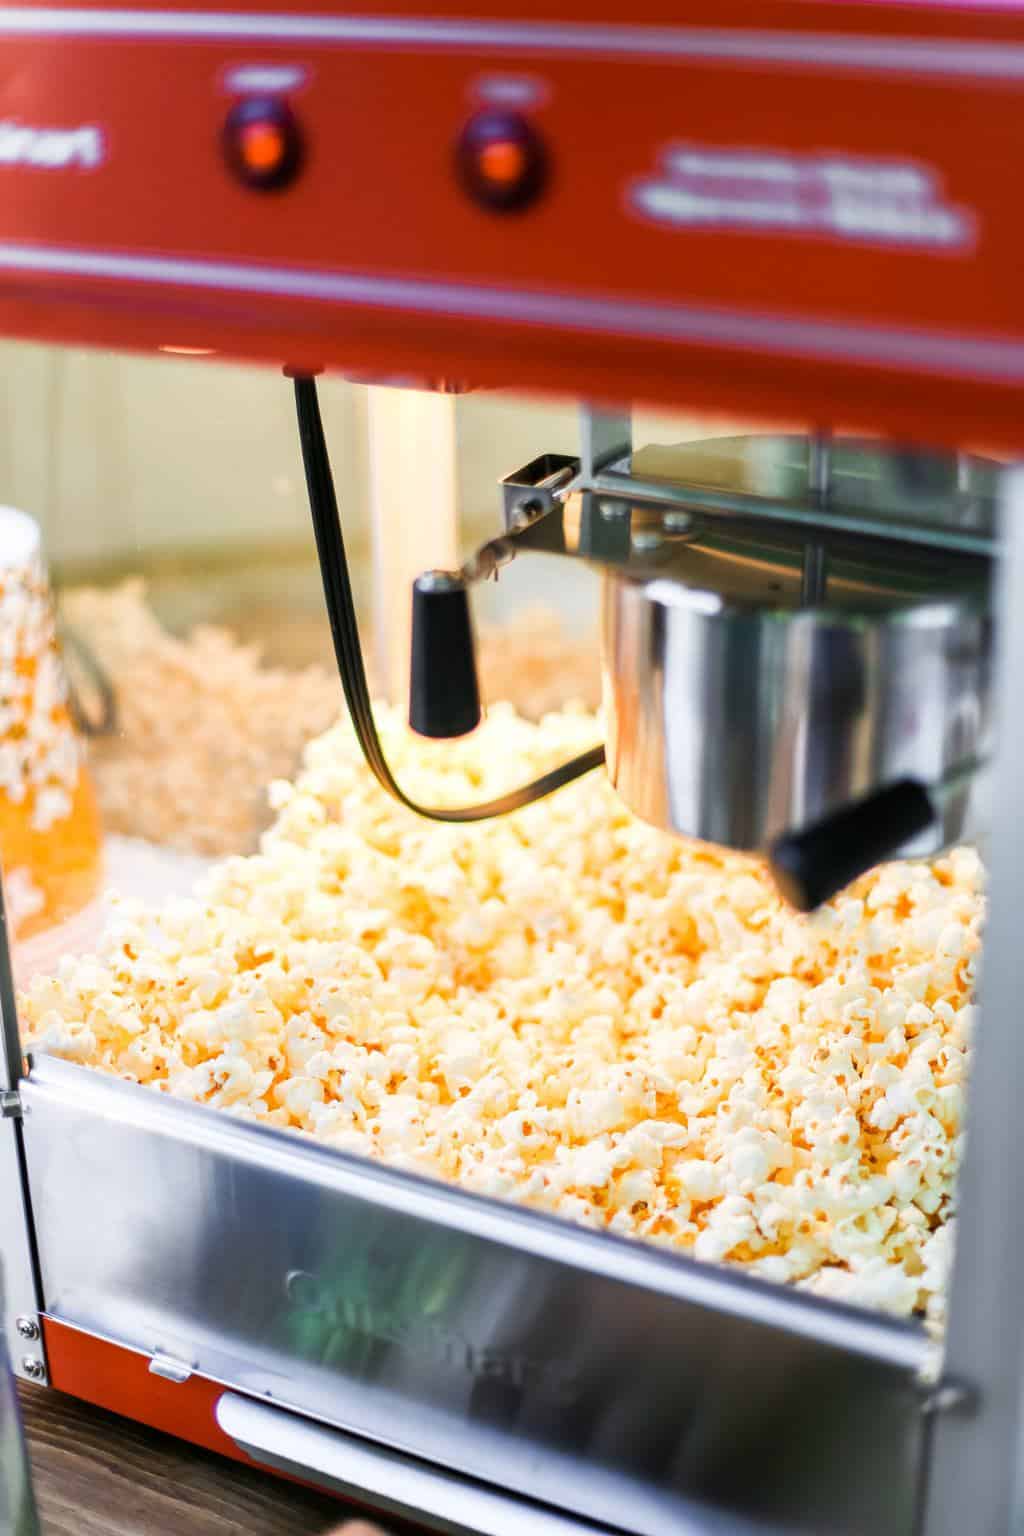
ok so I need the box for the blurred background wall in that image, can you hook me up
[0,342,575,565]
[0,341,728,555]
[0,340,730,663]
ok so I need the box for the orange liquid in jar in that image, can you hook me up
[0,509,102,940]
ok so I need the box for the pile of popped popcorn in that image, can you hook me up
[60,580,342,857]
[19,704,981,1327]
[477,606,601,719]
[61,581,599,855]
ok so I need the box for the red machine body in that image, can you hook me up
[0,0,1022,447]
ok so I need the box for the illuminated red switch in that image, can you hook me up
[456,110,547,212]
[223,97,303,191]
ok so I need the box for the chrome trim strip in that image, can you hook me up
[0,872,22,1093]
[0,239,1021,386]
[921,467,1024,1535]
[0,876,46,1387]
[216,1393,636,1536]
[217,1391,776,1535]
[0,7,1018,77]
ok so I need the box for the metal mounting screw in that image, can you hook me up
[631,530,664,554]
[509,497,542,530]
[0,1088,22,1120]
[15,1317,39,1342]
[662,511,692,534]
[921,1379,974,1416]
[598,499,629,520]
[20,1357,44,1381]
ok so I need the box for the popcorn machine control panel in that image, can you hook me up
[222,95,547,210]
[0,0,1022,446]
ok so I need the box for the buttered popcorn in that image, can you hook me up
[19,705,981,1327]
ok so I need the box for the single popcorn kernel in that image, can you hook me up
[18,704,983,1327]
[0,508,102,940]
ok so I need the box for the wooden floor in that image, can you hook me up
[19,1382,353,1536]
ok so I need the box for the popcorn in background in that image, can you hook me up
[19,703,982,1328]
[61,580,600,856]
[60,580,341,858]
[477,605,601,720]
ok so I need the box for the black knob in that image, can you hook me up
[409,572,482,739]
[769,779,936,912]
[455,110,547,213]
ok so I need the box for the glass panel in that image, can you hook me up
[3,348,980,1345]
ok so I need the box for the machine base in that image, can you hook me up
[42,1316,266,1470]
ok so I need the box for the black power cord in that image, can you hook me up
[294,374,604,821]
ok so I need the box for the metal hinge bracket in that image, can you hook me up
[0,1088,22,1120]
[920,1377,976,1416]
[148,1351,194,1384]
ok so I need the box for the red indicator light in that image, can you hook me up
[239,119,286,174]
[223,97,303,191]
[478,138,528,187]
[456,110,547,212]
